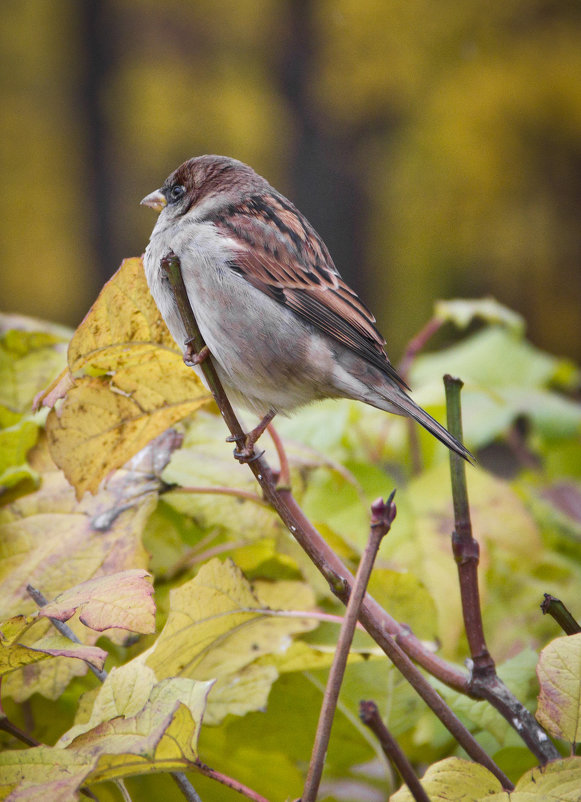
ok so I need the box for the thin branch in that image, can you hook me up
[398,317,444,381]
[165,539,250,580]
[302,493,397,802]
[0,717,41,747]
[443,376,559,763]
[160,252,521,783]
[194,761,271,802]
[116,780,133,802]
[443,376,495,682]
[172,773,203,802]
[541,594,581,635]
[359,700,430,802]
[169,485,270,507]
[266,423,291,487]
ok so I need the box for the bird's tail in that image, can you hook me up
[383,388,474,463]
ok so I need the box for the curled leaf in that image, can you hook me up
[38,569,155,634]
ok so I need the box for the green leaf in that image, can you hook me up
[0,420,39,490]
[434,297,525,333]
[367,569,438,641]
[383,462,542,659]
[411,326,571,390]
[161,410,282,541]
[0,318,68,418]
[536,633,581,744]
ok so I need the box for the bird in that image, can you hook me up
[141,155,471,463]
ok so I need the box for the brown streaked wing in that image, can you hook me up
[211,194,409,389]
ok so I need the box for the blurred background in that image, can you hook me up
[1,0,580,361]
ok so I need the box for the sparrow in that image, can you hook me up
[141,155,470,462]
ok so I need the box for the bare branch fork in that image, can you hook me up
[160,251,526,786]
[444,377,558,762]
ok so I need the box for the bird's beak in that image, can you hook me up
[140,189,167,212]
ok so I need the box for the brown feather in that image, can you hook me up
[205,191,410,391]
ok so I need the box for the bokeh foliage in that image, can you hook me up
[1,0,581,363]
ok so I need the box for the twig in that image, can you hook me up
[359,700,430,802]
[267,423,291,487]
[160,252,519,784]
[443,377,495,683]
[169,485,270,507]
[194,761,271,802]
[26,585,108,683]
[164,539,250,580]
[172,773,203,802]
[443,376,559,762]
[0,717,41,747]
[541,594,581,635]
[116,780,132,802]
[302,493,397,802]
[398,317,444,380]
[399,317,445,476]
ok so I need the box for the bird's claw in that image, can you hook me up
[225,433,263,463]
[183,342,209,367]
[233,447,265,464]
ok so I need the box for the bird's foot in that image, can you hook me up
[183,341,209,367]
[226,410,276,464]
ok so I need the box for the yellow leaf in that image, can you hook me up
[67,257,177,373]
[44,257,210,497]
[203,663,278,725]
[0,746,94,801]
[536,633,581,744]
[147,559,316,681]
[506,757,581,802]
[0,676,213,797]
[69,676,212,784]
[390,756,504,801]
[146,559,317,723]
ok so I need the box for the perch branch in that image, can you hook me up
[160,252,518,785]
[302,493,397,802]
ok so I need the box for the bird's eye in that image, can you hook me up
[168,184,186,203]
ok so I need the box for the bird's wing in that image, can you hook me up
[208,191,409,390]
